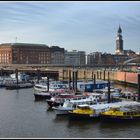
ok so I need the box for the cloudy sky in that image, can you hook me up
[0,1,140,54]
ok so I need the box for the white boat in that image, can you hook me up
[0,78,4,87]
[88,100,140,113]
[10,72,29,82]
[93,86,122,99]
[46,93,85,108]
[52,93,108,115]
[34,83,48,92]
[34,81,68,92]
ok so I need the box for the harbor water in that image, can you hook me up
[0,85,140,138]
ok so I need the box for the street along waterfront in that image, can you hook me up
[0,86,140,138]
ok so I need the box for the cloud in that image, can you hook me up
[0,1,140,53]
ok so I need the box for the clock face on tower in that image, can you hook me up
[117,37,120,40]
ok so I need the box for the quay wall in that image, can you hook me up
[59,68,139,85]
[0,67,139,85]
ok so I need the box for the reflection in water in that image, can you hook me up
[68,119,99,128]
[34,99,47,105]
[99,121,140,138]
[15,89,20,99]
[46,107,54,112]
[100,120,140,129]
[53,115,69,123]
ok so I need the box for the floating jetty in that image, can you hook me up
[6,82,34,90]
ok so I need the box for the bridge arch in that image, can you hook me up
[123,56,140,65]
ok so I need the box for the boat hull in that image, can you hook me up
[53,107,73,115]
[46,100,62,108]
[34,93,51,101]
[68,112,100,121]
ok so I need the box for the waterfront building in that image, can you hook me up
[0,43,51,64]
[87,52,116,66]
[87,52,129,66]
[64,50,86,66]
[87,52,102,65]
[50,46,65,64]
[101,53,116,65]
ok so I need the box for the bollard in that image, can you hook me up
[100,71,102,79]
[84,70,86,81]
[62,69,64,81]
[138,74,140,102]
[97,71,99,79]
[47,76,49,92]
[37,69,40,84]
[69,70,71,90]
[108,80,111,103]
[75,71,78,92]
[92,71,94,80]
[1,68,3,76]
[15,69,18,88]
[93,74,96,90]
[108,71,110,81]
[72,71,75,91]
[104,70,105,81]
[124,72,127,89]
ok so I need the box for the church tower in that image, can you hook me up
[115,25,123,54]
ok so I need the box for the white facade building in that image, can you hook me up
[64,50,86,66]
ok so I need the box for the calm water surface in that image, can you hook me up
[0,85,140,138]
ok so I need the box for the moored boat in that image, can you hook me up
[68,104,107,120]
[100,105,140,122]
[68,100,140,120]
[34,81,68,92]
[46,93,80,108]
[34,90,64,101]
[52,93,108,115]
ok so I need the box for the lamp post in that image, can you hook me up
[1,68,3,76]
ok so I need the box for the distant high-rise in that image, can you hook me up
[115,25,123,54]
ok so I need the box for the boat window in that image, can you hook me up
[90,102,93,105]
[123,112,127,116]
[133,112,137,115]
[127,112,130,115]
